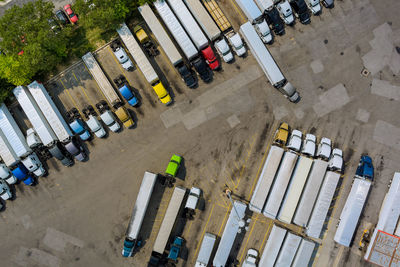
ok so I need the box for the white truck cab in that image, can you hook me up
[86,115,106,138]
[185,187,201,210]
[328,148,343,171]
[100,110,121,133]
[254,20,273,44]
[277,0,295,25]
[111,42,134,71]
[22,152,46,177]
[0,163,17,184]
[317,137,332,160]
[0,179,12,200]
[305,0,321,15]
[302,134,316,157]
[287,130,302,152]
[215,38,234,63]
[242,248,258,267]
[228,32,246,57]
[26,128,42,149]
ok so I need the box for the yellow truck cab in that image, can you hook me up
[115,106,135,128]
[274,122,289,145]
[134,25,150,44]
[152,81,172,105]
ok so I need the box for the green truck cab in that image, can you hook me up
[165,154,182,177]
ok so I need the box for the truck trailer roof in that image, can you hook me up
[0,128,20,167]
[258,224,287,267]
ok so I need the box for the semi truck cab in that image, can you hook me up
[0,163,17,184]
[151,81,172,105]
[11,163,35,185]
[69,119,91,141]
[100,110,121,132]
[114,75,139,107]
[0,179,12,200]
[115,106,135,128]
[21,152,46,177]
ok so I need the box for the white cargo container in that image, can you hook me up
[275,232,302,267]
[138,4,183,66]
[306,171,340,238]
[117,23,159,85]
[258,224,287,267]
[153,0,198,61]
[82,52,121,107]
[240,22,287,89]
[195,233,216,267]
[292,239,315,267]
[235,0,264,23]
[278,156,313,224]
[13,86,58,147]
[293,159,328,227]
[125,172,157,241]
[167,0,209,50]
[28,82,73,143]
[153,186,186,255]
[263,151,298,219]
[334,177,372,247]
[0,128,19,167]
[213,201,247,267]
[0,104,31,158]
[365,172,400,260]
[184,0,221,41]
[249,145,284,213]
[254,0,274,12]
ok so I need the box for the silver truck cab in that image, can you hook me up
[86,115,106,138]
[100,110,121,133]
[0,179,12,200]
[255,20,273,44]
[64,138,87,162]
[22,152,46,177]
[48,143,74,167]
[0,163,17,184]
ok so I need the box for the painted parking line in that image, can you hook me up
[258,220,273,252]
[59,79,83,116]
[234,134,257,190]
[239,213,259,263]
[82,63,113,109]
[72,71,95,107]
[228,0,247,24]
[217,203,231,236]
[193,203,215,259]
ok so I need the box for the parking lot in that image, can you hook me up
[0,0,400,266]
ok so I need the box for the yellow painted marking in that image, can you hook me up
[234,135,257,189]
[185,220,194,237]
[333,246,345,267]
[72,71,95,107]
[59,79,82,116]
[229,0,246,23]
[194,204,215,259]
[259,221,273,251]
[82,63,112,108]
[218,203,231,236]
[239,214,259,262]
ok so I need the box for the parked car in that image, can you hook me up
[328,148,343,171]
[356,155,374,180]
[177,64,197,88]
[305,0,321,15]
[290,0,311,24]
[63,4,78,24]
[317,137,332,159]
[215,38,233,63]
[265,7,285,35]
[201,46,220,70]
[110,40,134,71]
[55,10,69,25]
[227,32,246,57]
[302,134,316,156]
[287,130,302,151]
[193,57,212,83]
[277,0,295,25]
[254,20,273,44]
[274,122,289,145]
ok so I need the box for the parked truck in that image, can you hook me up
[0,128,34,185]
[66,108,91,141]
[82,105,106,138]
[167,0,220,70]
[150,186,186,264]
[293,159,328,227]
[114,76,139,107]
[138,4,197,88]
[195,233,216,267]
[117,23,172,105]
[249,145,284,213]
[153,0,212,82]
[263,150,298,219]
[240,22,300,102]
[0,104,46,177]
[213,201,247,267]
[275,232,302,267]
[278,156,313,224]
[235,0,273,43]
[133,25,158,57]
[258,224,287,267]
[0,163,17,184]
[184,0,221,41]
[28,81,86,162]
[334,156,373,247]
[82,52,135,126]
[122,172,158,257]
[202,0,232,32]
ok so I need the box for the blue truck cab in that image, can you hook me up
[69,119,91,141]
[114,75,138,107]
[167,236,184,262]
[122,238,135,257]
[11,163,35,185]
[356,155,374,180]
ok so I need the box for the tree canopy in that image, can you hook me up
[0,0,69,89]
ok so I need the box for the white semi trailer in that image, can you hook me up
[274,232,302,267]
[258,224,287,267]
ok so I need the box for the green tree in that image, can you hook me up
[0,0,69,88]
